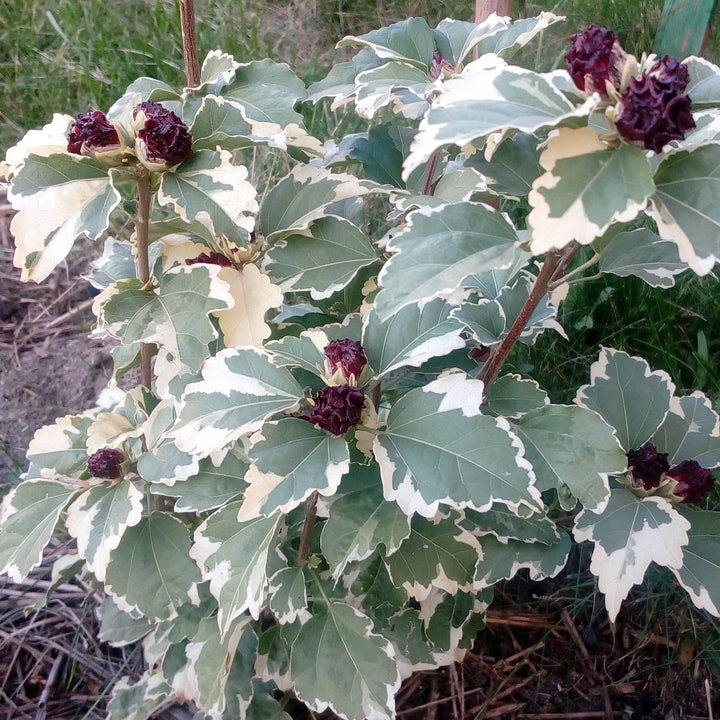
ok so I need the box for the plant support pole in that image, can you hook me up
[134,168,153,390]
[475,0,513,22]
[179,0,201,89]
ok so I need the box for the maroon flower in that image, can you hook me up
[324,339,367,380]
[615,73,695,152]
[667,459,715,503]
[565,25,626,95]
[185,251,233,267]
[429,50,455,80]
[67,111,120,156]
[306,385,365,436]
[133,101,192,170]
[87,448,125,479]
[649,55,690,95]
[626,443,670,491]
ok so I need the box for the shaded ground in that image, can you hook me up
[0,191,719,719]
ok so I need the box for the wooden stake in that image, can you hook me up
[475,0,513,23]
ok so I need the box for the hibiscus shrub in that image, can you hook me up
[2,12,720,720]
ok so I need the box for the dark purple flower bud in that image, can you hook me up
[626,443,669,491]
[469,345,491,361]
[565,25,626,95]
[185,251,233,267]
[429,50,455,80]
[667,459,715,503]
[306,385,365,436]
[67,111,121,156]
[133,101,192,170]
[324,339,367,380]
[615,74,695,152]
[649,55,690,95]
[87,448,125,479]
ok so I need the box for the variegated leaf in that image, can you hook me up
[384,513,481,600]
[106,673,174,720]
[403,55,599,179]
[374,201,518,320]
[172,347,303,457]
[362,299,466,380]
[573,488,690,622]
[268,567,309,623]
[0,479,78,582]
[483,374,549,419]
[290,601,401,720]
[26,412,95,478]
[238,418,350,519]
[158,149,258,245]
[104,512,202,622]
[528,127,654,252]
[321,464,411,577]
[191,502,281,637]
[97,264,233,375]
[575,348,674,451]
[8,153,120,282]
[373,373,541,518]
[263,216,379,299]
[65,479,144,581]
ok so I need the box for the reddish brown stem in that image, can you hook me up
[296,491,319,568]
[477,251,562,390]
[179,0,201,89]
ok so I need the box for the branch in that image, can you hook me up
[296,491,319,568]
[134,168,153,391]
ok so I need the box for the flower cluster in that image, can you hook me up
[306,385,366,436]
[626,443,714,503]
[614,56,695,152]
[324,339,367,382]
[87,448,126,479]
[185,251,234,267]
[565,24,626,96]
[566,27,695,152]
[66,100,192,170]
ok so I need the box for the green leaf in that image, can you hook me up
[672,509,720,615]
[259,165,387,243]
[575,348,674,451]
[199,49,239,90]
[161,451,248,513]
[375,201,518,320]
[422,588,490,657]
[104,512,202,622]
[651,143,720,275]
[158,149,258,246]
[98,264,232,375]
[191,502,281,637]
[172,347,304,457]
[379,608,435,677]
[265,330,328,377]
[404,56,599,178]
[685,56,720,110]
[362,299,466,380]
[238,417,350,519]
[290,601,401,720]
[374,373,541,517]
[263,216,379,299]
[573,487,690,621]
[384,513,481,599]
[338,125,406,187]
[528,128,654,253]
[321,464,411,577]
[0,479,78,582]
[512,404,626,512]
[8,153,120,282]
[86,237,139,290]
[652,393,720,468]
[599,228,687,288]
[474,532,570,587]
[483,374,549,418]
[65,479,144,582]
[350,553,409,625]
[338,17,435,68]
[463,505,562,546]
